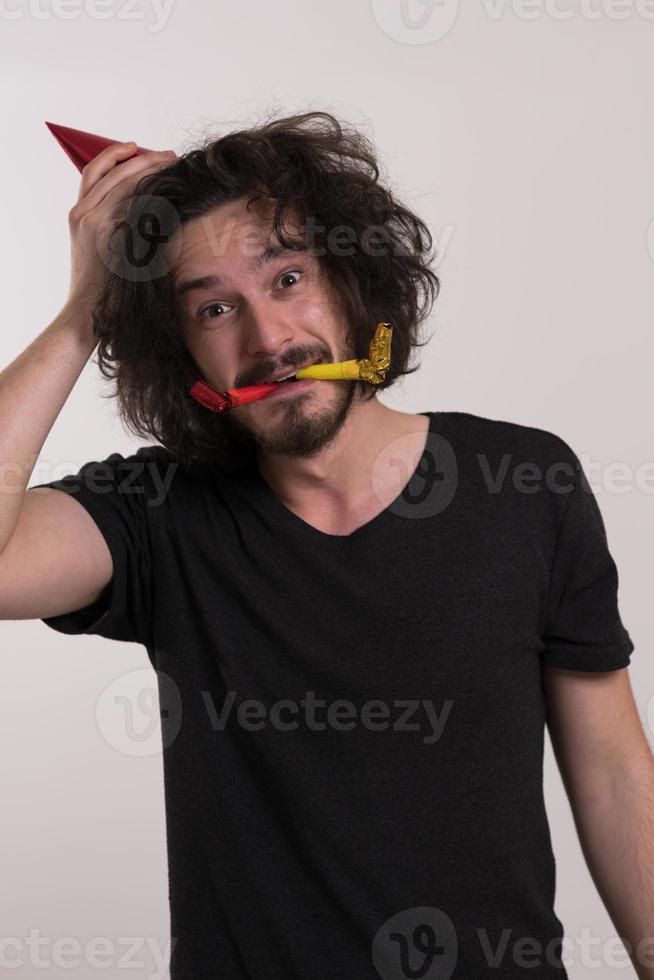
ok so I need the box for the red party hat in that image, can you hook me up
[45,121,152,172]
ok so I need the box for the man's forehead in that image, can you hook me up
[172,206,271,260]
[175,196,302,248]
[173,243,309,299]
[167,198,311,298]
[167,200,309,289]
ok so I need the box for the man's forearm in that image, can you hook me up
[573,754,654,979]
[0,300,97,553]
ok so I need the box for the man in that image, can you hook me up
[1,111,652,979]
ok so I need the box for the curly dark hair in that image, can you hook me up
[91,110,441,470]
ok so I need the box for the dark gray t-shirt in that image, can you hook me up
[32,410,634,979]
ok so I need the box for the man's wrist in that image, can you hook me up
[56,296,99,354]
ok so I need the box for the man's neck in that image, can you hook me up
[255,399,430,533]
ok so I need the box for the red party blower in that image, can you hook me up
[45,121,152,173]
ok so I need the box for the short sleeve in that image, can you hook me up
[541,452,635,671]
[29,448,159,648]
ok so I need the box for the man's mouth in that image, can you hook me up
[256,358,322,386]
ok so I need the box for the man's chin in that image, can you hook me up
[234,383,357,459]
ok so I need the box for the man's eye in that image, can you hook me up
[197,270,302,320]
[277,270,303,289]
[199,303,230,321]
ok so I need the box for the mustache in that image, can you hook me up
[241,348,330,387]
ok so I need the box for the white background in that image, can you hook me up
[1,1,652,977]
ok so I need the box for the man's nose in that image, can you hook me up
[242,299,295,358]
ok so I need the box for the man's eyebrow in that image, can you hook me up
[175,243,307,300]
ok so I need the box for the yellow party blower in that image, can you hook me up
[294,322,393,385]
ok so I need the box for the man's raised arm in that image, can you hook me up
[0,139,176,621]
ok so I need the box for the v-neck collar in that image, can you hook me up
[239,411,438,547]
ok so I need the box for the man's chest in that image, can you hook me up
[154,512,551,731]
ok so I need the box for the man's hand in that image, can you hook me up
[66,140,177,317]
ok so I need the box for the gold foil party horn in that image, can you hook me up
[294,322,393,384]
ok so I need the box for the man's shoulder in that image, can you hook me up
[78,445,189,506]
[130,444,177,464]
[435,410,579,468]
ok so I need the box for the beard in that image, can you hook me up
[223,379,359,460]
